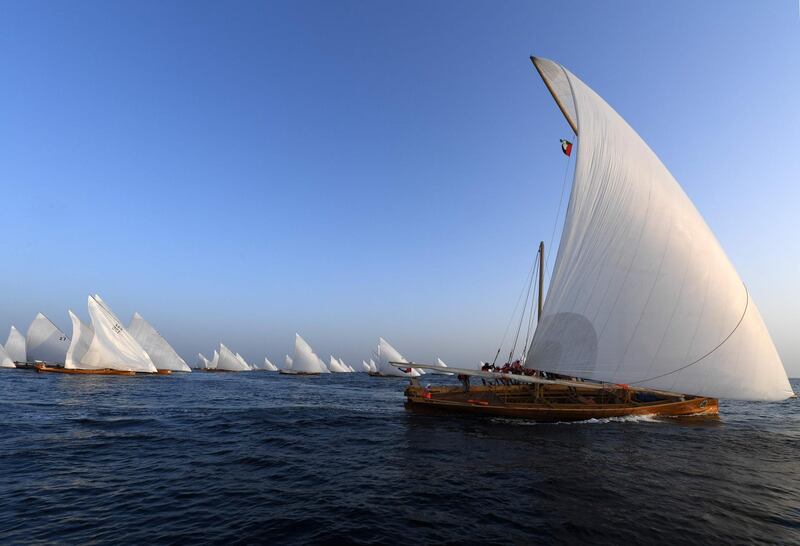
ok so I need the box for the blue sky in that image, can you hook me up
[1,1,798,374]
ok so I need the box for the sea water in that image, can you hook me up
[0,371,797,544]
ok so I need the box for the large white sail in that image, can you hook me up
[64,311,94,369]
[527,57,793,401]
[26,313,70,364]
[128,313,191,372]
[292,334,328,374]
[0,343,16,368]
[376,338,420,377]
[76,296,158,373]
[4,326,26,364]
[215,343,250,371]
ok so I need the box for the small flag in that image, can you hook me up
[560,139,573,157]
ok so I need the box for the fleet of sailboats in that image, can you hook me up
[0,56,791,424]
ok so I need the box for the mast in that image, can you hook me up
[538,241,544,320]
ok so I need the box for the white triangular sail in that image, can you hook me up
[359,360,371,372]
[209,350,219,369]
[527,57,793,401]
[368,358,378,373]
[215,343,250,371]
[263,357,278,371]
[195,353,210,369]
[292,334,328,374]
[4,326,26,364]
[235,352,252,371]
[429,357,453,375]
[0,343,16,368]
[283,354,293,370]
[376,338,420,377]
[26,313,70,364]
[72,296,158,372]
[127,313,191,372]
[328,355,349,373]
[65,311,94,369]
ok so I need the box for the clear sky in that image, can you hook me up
[1,1,798,374]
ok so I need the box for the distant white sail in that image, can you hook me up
[74,296,158,373]
[4,326,26,363]
[328,355,348,373]
[214,343,250,372]
[292,334,329,374]
[283,354,293,370]
[65,311,94,369]
[0,343,16,368]
[368,358,378,373]
[339,358,355,372]
[263,357,278,371]
[26,313,70,364]
[127,313,191,372]
[209,350,220,369]
[196,353,210,369]
[429,357,454,375]
[528,57,793,401]
[376,338,419,377]
[359,360,371,372]
[235,352,252,371]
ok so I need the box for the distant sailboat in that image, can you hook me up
[128,313,192,373]
[262,357,278,372]
[26,313,70,366]
[40,296,158,375]
[214,343,251,372]
[371,338,419,378]
[0,343,16,368]
[282,354,293,371]
[281,334,328,375]
[4,326,26,365]
[208,350,220,369]
[328,356,350,373]
[195,353,211,369]
[400,56,793,420]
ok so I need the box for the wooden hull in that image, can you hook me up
[156,369,172,375]
[404,384,718,422]
[279,371,320,376]
[35,364,136,376]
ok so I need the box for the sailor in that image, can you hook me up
[481,362,492,372]
[457,373,470,392]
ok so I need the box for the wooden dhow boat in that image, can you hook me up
[37,295,159,376]
[279,334,329,376]
[395,56,793,421]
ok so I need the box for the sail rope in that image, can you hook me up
[632,283,750,386]
[521,247,541,362]
[545,145,573,280]
[491,255,537,366]
[507,252,537,364]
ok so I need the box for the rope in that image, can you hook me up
[508,252,537,364]
[631,284,750,386]
[521,249,540,361]
[491,256,537,366]
[545,146,573,277]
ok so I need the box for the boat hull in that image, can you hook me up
[404,384,718,422]
[35,364,136,376]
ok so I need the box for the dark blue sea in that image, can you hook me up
[0,371,797,545]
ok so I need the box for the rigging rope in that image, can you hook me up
[545,143,574,283]
[521,250,540,362]
[632,283,750,386]
[508,251,538,364]
[491,255,537,366]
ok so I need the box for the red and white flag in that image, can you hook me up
[560,139,573,157]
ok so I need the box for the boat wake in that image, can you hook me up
[491,414,662,426]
